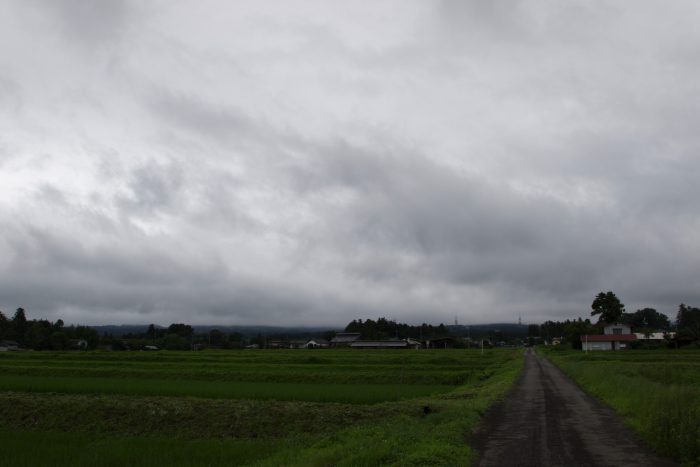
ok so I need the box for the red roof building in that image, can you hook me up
[581,323,637,351]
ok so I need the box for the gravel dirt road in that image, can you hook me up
[473,348,677,467]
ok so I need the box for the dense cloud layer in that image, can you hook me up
[1,1,699,326]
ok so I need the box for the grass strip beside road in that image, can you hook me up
[543,348,700,466]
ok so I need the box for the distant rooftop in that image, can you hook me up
[330,333,361,343]
[350,340,408,348]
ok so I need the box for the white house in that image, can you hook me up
[0,340,20,351]
[303,339,330,349]
[581,323,637,351]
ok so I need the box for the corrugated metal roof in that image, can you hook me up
[350,341,408,348]
[330,333,361,343]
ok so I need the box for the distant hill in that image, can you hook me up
[89,323,527,338]
[192,325,336,338]
[90,324,339,338]
[89,325,160,336]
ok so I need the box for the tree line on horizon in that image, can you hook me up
[113,323,250,350]
[4,292,700,351]
[0,309,257,351]
[0,308,331,351]
[0,308,99,350]
[344,317,451,341]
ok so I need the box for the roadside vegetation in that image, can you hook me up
[543,348,700,466]
[0,348,522,466]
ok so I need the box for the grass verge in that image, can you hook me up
[543,348,700,466]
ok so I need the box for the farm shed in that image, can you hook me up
[581,323,637,351]
[350,340,409,349]
[405,338,422,349]
[330,333,361,347]
[288,340,308,349]
[424,337,454,349]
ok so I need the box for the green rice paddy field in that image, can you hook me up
[0,348,522,466]
[544,348,700,466]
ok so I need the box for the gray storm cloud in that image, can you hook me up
[1,0,699,326]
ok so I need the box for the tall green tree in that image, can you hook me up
[676,304,700,340]
[11,308,28,344]
[167,323,193,339]
[25,320,53,350]
[623,308,670,330]
[591,291,625,324]
[564,318,595,350]
[527,324,540,337]
[0,310,8,339]
[540,320,566,341]
[50,331,68,350]
[208,329,224,347]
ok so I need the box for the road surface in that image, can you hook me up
[473,348,677,467]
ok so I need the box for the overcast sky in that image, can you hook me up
[1,1,699,327]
